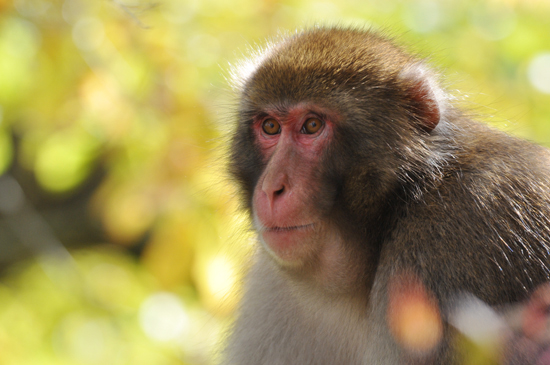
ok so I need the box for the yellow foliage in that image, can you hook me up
[0,0,549,364]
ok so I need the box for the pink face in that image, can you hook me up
[252,104,336,264]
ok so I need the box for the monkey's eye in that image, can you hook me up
[262,119,280,135]
[302,118,323,134]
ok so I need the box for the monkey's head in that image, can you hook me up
[229,27,448,285]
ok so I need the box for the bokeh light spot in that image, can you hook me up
[139,292,190,342]
[528,52,550,94]
[34,130,99,193]
[388,272,443,354]
[206,255,236,303]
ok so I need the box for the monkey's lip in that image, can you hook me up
[264,223,315,232]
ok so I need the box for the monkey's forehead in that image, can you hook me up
[236,27,416,104]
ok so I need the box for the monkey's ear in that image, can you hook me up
[399,64,443,132]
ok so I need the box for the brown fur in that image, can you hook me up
[224,27,550,364]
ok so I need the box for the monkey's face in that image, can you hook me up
[229,28,444,287]
[251,102,338,265]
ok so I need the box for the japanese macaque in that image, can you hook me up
[223,27,550,364]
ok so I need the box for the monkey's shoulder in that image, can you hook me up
[455,128,550,201]
[426,122,550,199]
[389,130,550,302]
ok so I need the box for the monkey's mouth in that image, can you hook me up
[260,223,317,262]
[265,223,315,232]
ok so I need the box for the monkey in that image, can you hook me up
[222,26,550,364]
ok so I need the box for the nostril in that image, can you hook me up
[261,173,288,205]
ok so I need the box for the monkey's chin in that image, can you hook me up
[259,224,316,264]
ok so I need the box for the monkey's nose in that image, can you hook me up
[264,184,286,207]
[262,175,289,208]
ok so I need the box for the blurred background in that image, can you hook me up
[0,0,549,364]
